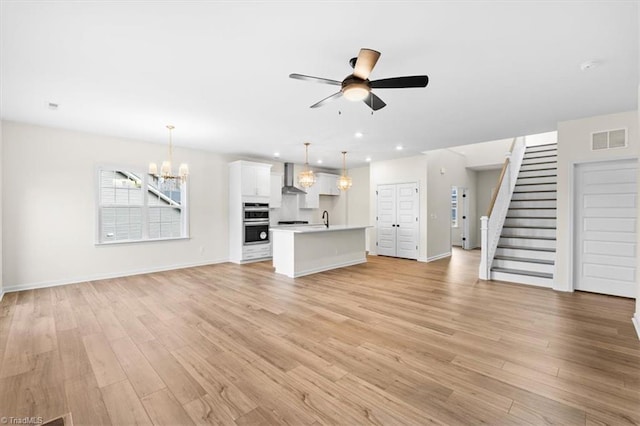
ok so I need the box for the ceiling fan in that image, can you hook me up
[289,48,429,111]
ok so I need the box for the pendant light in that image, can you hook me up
[149,125,189,189]
[337,151,352,191]
[298,142,316,188]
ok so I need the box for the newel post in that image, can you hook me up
[479,216,489,280]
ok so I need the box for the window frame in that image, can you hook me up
[95,165,189,245]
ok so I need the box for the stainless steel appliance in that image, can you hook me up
[243,203,270,245]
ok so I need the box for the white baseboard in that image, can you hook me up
[427,252,451,262]
[633,313,640,340]
[2,257,229,294]
[0,290,4,302]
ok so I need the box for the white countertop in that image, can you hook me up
[270,224,370,234]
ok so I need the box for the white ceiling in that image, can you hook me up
[1,1,638,168]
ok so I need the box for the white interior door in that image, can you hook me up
[396,183,419,259]
[376,184,397,257]
[574,159,637,298]
[460,187,471,250]
[376,183,419,259]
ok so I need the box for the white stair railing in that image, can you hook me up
[479,137,527,279]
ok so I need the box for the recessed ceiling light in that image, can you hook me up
[396,145,403,151]
[580,60,599,71]
[273,152,280,158]
[365,157,372,162]
[317,159,323,164]
[354,132,363,138]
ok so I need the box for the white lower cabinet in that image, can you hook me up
[243,243,271,260]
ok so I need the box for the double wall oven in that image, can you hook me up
[243,202,269,245]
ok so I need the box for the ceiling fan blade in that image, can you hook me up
[310,91,343,108]
[353,48,381,80]
[289,73,341,86]
[363,92,386,111]
[370,75,429,89]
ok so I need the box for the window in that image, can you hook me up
[451,186,458,228]
[97,168,188,244]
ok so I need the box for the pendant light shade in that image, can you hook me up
[337,151,352,191]
[149,125,189,189]
[298,142,316,188]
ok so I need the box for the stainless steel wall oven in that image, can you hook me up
[243,203,269,245]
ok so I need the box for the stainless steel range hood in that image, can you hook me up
[282,162,306,195]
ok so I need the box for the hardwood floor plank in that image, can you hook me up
[82,333,127,388]
[110,336,165,398]
[141,388,195,426]
[136,339,206,405]
[100,379,153,426]
[64,373,112,426]
[1,249,638,425]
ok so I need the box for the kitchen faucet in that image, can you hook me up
[322,210,329,228]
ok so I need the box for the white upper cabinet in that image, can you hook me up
[270,172,283,208]
[317,173,340,196]
[239,162,272,198]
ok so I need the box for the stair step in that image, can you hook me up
[500,227,556,238]
[509,200,557,209]
[497,244,556,252]
[504,217,556,227]
[525,143,557,153]
[518,170,558,178]
[521,158,558,166]
[523,153,557,160]
[499,237,557,250]
[507,209,556,218]
[500,235,556,240]
[511,191,557,201]
[496,246,556,261]
[520,163,557,171]
[494,255,554,265]
[514,184,557,192]
[516,176,557,185]
[490,269,554,288]
[491,267,553,279]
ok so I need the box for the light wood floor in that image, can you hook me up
[1,249,639,425]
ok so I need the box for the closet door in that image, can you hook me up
[376,184,397,257]
[376,183,419,260]
[396,183,419,259]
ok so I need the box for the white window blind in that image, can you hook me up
[97,168,187,244]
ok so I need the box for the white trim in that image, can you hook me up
[2,258,228,294]
[288,258,367,278]
[427,252,451,262]
[0,290,4,302]
[632,313,640,340]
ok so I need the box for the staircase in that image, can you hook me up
[490,143,557,287]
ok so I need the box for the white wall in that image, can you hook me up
[0,120,3,299]
[475,168,502,244]
[369,156,428,261]
[346,166,371,250]
[2,121,233,291]
[555,111,639,294]
[425,149,477,257]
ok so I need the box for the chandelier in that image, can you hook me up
[149,125,188,189]
[337,151,352,191]
[298,142,316,188]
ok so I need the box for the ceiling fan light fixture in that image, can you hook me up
[343,83,370,101]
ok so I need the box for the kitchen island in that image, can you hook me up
[271,225,369,278]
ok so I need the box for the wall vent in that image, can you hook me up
[591,128,627,151]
